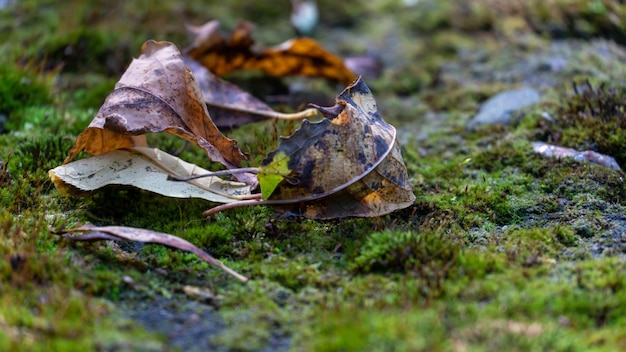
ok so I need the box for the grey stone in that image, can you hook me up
[467,87,541,130]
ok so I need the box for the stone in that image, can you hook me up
[467,87,541,130]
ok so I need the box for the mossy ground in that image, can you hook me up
[2,0,626,351]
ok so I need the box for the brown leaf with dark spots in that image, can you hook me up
[186,20,357,85]
[204,77,415,219]
[270,141,415,219]
[64,40,248,179]
[55,224,248,282]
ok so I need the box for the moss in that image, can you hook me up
[0,64,51,129]
[546,81,626,168]
[299,307,449,351]
[34,28,130,76]
[4,0,626,350]
[501,226,574,265]
[402,0,626,44]
[0,208,160,350]
[351,231,459,273]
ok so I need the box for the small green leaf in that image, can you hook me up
[259,151,291,199]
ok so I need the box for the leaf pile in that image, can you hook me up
[49,29,414,279]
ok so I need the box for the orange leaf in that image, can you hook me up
[186,20,357,85]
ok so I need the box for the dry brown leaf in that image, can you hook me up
[64,40,250,182]
[55,224,248,282]
[186,20,357,85]
[204,77,416,219]
[185,57,318,129]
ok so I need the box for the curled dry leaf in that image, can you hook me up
[49,147,251,202]
[186,57,318,129]
[532,142,621,170]
[55,224,248,282]
[205,77,416,219]
[186,20,357,85]
[64,40,254,184]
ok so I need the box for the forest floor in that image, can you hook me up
[2,0,626,351]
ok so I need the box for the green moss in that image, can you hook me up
[0,64,51,128]
[547,81,626,168]
[351,231,459,273]
[300,307,448,351]
[501,226,576,265]
[401,0,626,44]
[3,0,626,350]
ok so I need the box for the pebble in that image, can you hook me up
[466,87,541,130]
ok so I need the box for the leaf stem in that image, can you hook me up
[208,103,319,120]
[168,167,261,182]
[203,199,264,217]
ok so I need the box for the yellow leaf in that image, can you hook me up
[258,151,291,199]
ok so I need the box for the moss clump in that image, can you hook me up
[13,134,74,175]
[501,226,576,265]
[0,64,51,130]
[352,231,459,274]
[547,81,626,168]
[351,231,504,299]
[34,28,131,76]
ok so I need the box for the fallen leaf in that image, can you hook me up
[55,224,248,282]
[185,57,318,129]
[50,147,252,202]
[204,77,416,219]
[64,40,251,183]
[186,20,357,85]
[532,141,622,170]
[257,151,291,199]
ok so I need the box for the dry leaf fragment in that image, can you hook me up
[205,77,416,219]
[50,147,251,202]
[65,40,250,182]
[532,142,621,170]
[56,224,247,282]
[186,20,357,85]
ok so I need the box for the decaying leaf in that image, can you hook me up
[186,57,318,129]
[204,77,416,219]
[532,142,621,170]
[64,40,250,182]
[55,224,248,282]
[186,20,357,85]
[49,147,251,202]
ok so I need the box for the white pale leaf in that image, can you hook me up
[49,147,250,203]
